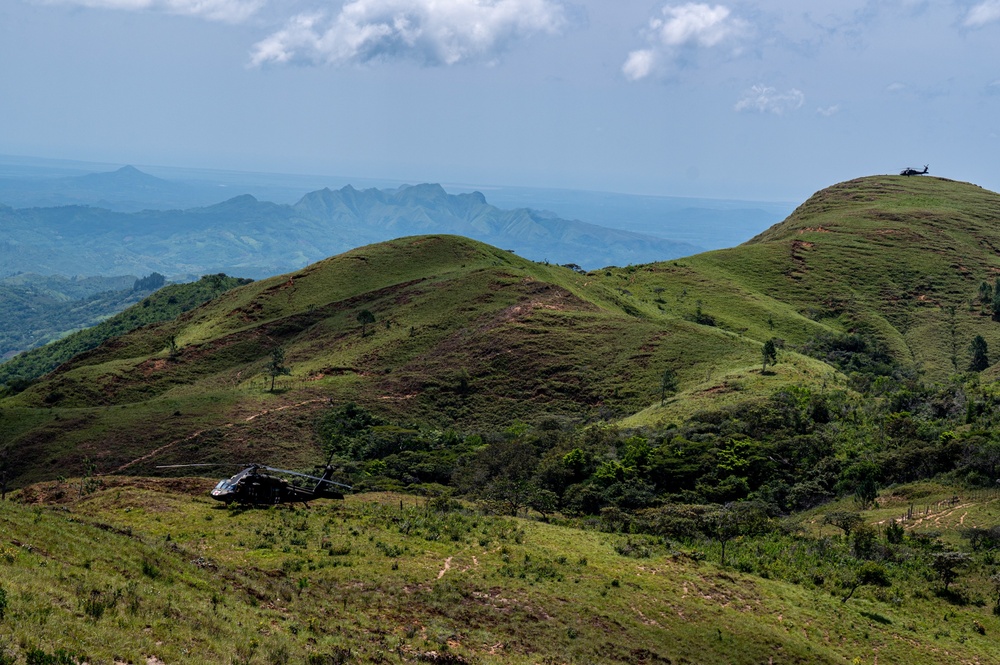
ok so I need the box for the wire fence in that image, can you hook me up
[888,488,1000,527]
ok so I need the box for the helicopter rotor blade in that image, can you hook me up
[155,463,231,469]
[262,466,353,490]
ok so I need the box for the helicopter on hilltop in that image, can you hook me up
[157,462,352,506]
[900,165,929,176]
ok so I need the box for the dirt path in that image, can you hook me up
[437,556,452,579]
[904,503,973,530]
[108,398,330,474]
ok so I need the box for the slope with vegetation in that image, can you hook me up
[4,174,1000,660]
[3,176,1000,480]
[0,273,143,360]
[0,274,252,390]
[4,480,1000,665]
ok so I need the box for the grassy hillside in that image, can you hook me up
[0,274,252,388]
[0,274,139,361]
[4,176,1000,484]
[4,481,1000,664]
[6,175,1000,662]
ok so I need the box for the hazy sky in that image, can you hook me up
[2,0,999,200]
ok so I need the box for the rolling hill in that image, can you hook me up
[6,174,1000,663]
[3,174,999,486]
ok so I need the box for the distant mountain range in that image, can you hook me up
[0,168,703,278]
[0,164,230,211]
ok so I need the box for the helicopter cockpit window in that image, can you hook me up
[215,479,235,491]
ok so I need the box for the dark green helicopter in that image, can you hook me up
[157,462,351,506]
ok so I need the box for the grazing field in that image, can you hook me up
[4,481,1000,664]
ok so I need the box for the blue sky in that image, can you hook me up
[1,0,999,201]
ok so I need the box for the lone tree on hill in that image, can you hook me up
[166,335,180,361]
[761,338,778,373]
[969,335,990,372]
[660,368,678,405]
[979,281,993,314]
[267,346,291,392]
[932,551,970,593]
[704,501,770,566]
[357,309,376,337]
[842,561,891,603]
[824,511,865,541]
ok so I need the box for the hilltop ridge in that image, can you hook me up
[5,175,1000,483]
[8,177,1000,664]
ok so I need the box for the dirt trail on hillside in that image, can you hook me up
[438,556,452,579]
[903,503,973,530]
[109,398,330,474]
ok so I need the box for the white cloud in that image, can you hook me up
[250,0,567,67]
[41,0,264,22]
[965,0,1000,27]
[816,104,840,117]
[886,82,906,92]
[734,84,804,115]
[622,49,655,82]
[653,3,744,48]
[622,3,749,81]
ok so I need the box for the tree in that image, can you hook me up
[481,477,539,516]
[267,347,291,392]
[841,561,891,603]
[932,551,970,592]
[703,501,770,565]
[356,309,376,337]
[167,335,180,361]
[761,338,778,373]
[454,438,540,516]
[885,519,905,545]
[528,488,558,520]
[823,511,864,541]
[969,335,990,372]
[133,272,166,292]
[853,475,878,510]
[660,368,678,405]
[979,281,994,313]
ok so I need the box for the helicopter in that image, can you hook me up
[156,462,352,506]
[900,165,929,176]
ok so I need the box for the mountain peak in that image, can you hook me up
[77,165,165,187]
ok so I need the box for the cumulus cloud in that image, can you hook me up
[734,85,804,115]
[965,0,1000,27]
[41,0,263,22]
[249,0,567,67]
[816,104,840,117]
[622,3,749,81]
[621,49,656,81]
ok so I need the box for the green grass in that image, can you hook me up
[5,481,1000,664]
[5,176,1000,486]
